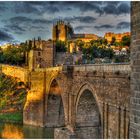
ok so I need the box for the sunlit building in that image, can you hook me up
[104,32,130,43]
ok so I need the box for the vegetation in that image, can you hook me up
[82,46,114,60]
[72,36,130,64]
[121,36,130,46]
[0,35,130,66]
[0,112,23,123]
[55,40,67,52]
[112,35,131,47]
[113,54,130,63]
[0,42,32,66]
[74,39,114,63]
[0,73,27,123]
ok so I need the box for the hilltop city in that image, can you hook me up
[0,20,130,70]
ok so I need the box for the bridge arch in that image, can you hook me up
[74,83,101,138]
[44,78,65,127]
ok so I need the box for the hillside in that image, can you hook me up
[0,73,27,123]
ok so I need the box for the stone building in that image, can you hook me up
[52,20,74,42]
[52,20,100,53]
[104,32,130,43]
[27,39,55,70]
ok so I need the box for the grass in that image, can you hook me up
[0,112,23,123]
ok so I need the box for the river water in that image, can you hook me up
[0,122,54,139]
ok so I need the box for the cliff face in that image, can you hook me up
[0,73,27,122]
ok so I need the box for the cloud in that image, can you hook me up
[0,2,8,11]
[14,2,42,15]
[4,16,52,25]
[101,2,130,15]
[116,22,130,29]
[94,24,114,29]
[75,25,93,31]
[11,1,130,16]
[2,16,51,35]
[53,16,96,24]
[0,30,14,41]
[4,25,26,35]
[117,2,130,15]
[75,16,96,23]
[13,1,60,15]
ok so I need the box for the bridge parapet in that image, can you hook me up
[62,63,130,73]
[34,66,62,72]
[0,64,29,83]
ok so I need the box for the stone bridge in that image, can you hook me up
[22,63,130,139]
[0,64,29,84]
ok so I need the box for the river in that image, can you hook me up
[0,122,54,139]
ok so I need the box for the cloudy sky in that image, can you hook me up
[0,1,130,44]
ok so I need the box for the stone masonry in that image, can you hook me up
[130,2,140,138]
[0,63,130,138]
[22,64,130,139]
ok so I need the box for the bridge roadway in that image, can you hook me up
[0,63,130,138]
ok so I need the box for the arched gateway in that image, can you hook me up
[44,79,65,127]
[75,84,101,138]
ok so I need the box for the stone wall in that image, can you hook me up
[68,64,130,139]
[130,2,140,138]
[23,64,130,139]
[0,64,29,84]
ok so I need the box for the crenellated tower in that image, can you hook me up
[52,20,74,42]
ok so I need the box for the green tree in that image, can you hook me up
[121,35,130,46]
[55,41,67,52]
[2,46,24,65]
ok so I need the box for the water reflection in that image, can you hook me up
[1,124,24,139]
[0,122,54,139]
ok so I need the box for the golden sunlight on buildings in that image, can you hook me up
[1,124,24,139]
[104,32,130,43]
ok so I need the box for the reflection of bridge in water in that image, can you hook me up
[0,63,130,138]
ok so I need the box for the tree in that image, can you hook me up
[102,38,108,45]
[2,45,24,65]
[55,41,67,52]
[121,35,130,46]
[111,37,116,45]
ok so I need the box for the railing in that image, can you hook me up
[62,63,130,73]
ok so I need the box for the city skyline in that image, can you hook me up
[0,1,130,44]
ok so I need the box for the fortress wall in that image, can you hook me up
[0,64,29,83]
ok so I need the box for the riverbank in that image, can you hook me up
[0,112,23,124]
[0,73,27,123]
